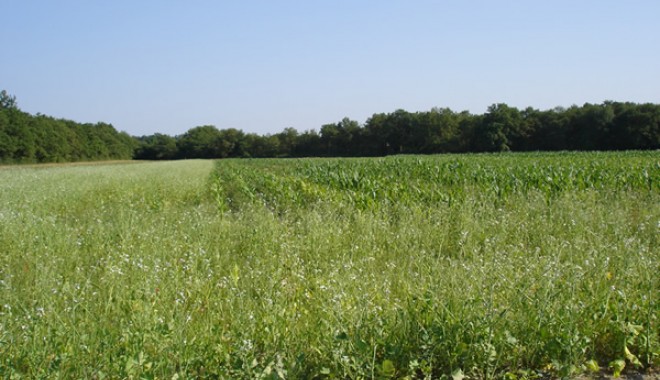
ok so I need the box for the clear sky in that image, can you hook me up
[2,1,659,136]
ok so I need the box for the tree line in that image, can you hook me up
[137,101,659,159]
[0,91,136,163]
[2,89,659,163]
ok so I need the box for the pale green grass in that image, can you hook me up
[0,154,658,379]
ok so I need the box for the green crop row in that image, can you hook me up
[212,152,659,212]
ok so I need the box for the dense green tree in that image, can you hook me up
[0,111,16,161]
[215,128,246,158]
[337,118,363,155]
[320,122,341,156]
[243,133,281,158]
[292,129,322,157]
[135,133,178,160]
[416,108,462,153]
[7,110,36,161]
[0,90,17,110]
[385,109,416,153]
[176,125,222,158]
[609,102,660,150]
[471,105,509,152]
[1,88,658,163]
[32,116,71,162]
[525,107,567,151]
[319,118,362,156]
[276,127,299,157]
[566,103,615,150]
[0,90,137,163]
[363,113,390,155]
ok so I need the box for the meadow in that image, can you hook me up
[0,152,658,379]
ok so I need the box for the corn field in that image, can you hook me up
[0,152,658,379]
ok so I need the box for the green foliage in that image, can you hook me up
[0,90,17,109]
[134,133,178,160]
[176,125,223,159]
[0,91,137,163]
[3,88,659,163]
[137,101,660,161]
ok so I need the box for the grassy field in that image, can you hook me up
[0,153,658,379]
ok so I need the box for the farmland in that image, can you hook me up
[0,152,658,379]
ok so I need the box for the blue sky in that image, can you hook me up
[2,1,659,136]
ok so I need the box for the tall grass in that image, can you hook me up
[0,153,658,379]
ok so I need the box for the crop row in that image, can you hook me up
[212,152,659,212]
